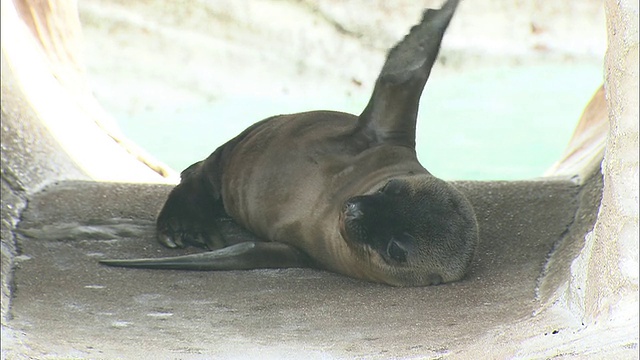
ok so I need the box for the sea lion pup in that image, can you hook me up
[101,0,479,286]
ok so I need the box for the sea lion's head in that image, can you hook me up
[339,175,478,286]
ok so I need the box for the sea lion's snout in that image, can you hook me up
[339,196,374,248]
[344,200,364,220]
[340,189,411,263]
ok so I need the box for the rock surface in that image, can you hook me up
[3,177,587,359]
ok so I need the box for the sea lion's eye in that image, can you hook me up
[386,239,408,263]
[380,179,404,196]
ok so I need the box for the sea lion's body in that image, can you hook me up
[101,0,479,286]
[222,112,415,280]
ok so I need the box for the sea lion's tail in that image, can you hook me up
[100,242,310,270]
[357,0,459,148]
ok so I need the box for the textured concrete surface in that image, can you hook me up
[1,49,89,327]
[581,0,639,322]
[2,177,589,359]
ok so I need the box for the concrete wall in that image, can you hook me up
[1,0,174,326]
[532,1,639,354]
[579,0,638,324]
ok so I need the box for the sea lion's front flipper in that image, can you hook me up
[156,119,273,250]
[357,0,459,148]
[100,242,311,270]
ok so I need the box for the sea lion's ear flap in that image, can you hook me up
[357,0,459,148]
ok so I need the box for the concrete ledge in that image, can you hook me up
[3,176,588,358]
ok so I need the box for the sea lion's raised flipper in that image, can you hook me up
[100,242,311,270]
[358,0,459,147]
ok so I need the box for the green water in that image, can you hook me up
[113,63,602,181]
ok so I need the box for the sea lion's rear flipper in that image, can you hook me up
[100,242,311,270]
[357,0,459,148]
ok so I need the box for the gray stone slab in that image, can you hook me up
[5,178,582,359]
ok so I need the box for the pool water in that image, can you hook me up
[112,62,603,181]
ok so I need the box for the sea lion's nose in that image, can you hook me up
[344,200,364,219]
